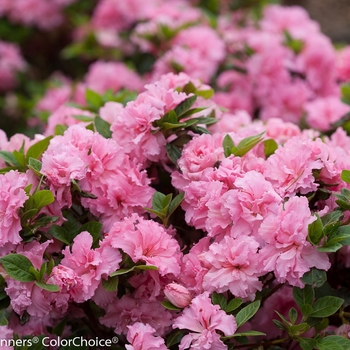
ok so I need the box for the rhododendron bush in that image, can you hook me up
[2,0,350,349]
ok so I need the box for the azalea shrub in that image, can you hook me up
[1,1,350,350]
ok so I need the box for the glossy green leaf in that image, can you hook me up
[174,95,197,117]
[308,214,323,245]
[0,254,36,282]
[161,300,182,311]
[35,281,60,292]
[310,296,344,318]
[102,276,119,292]
[26,136,53,161]
[32,190,54,212]
[263,139,278,158]
[94,116,112,138]
[235,300,260,327]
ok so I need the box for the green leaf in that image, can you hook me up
[0,151,20,167]
[233,131,265,157]
[34,281,60,292]
[317,335,350,350]
[110,267,136,277]
[102,276,119,292]
[152,192,167,212]
[21,208,39,224]
[38,262,46,281]
[226,298,243,313]
[221,330,266,340]
[321,211,343,228]
[167,192,185,218]
[54,124,67,136]
[188,125,211,134]
[0,254,36,282]
[32,190,54,212]
[72,114,94,122]
[288,323,310,337]
[166,330,184,348]
[289,307,298,324]
[235,300,260,328]
[308,214,323,245]
[166,143,182,165]
[178,107,208,120]
[94,116,112,138]
[109,265,158,277]
[310,296,344,318]
[273,319,286,330]
[293,285,314,310]
[174,95,197,117]
[182,82,196,94]
[28,158,42,174]
[301,305,313,318]
[211,292,227,310]
[301,268,327,288]
[335,226,350,245]
[161,300,182,311]
[341,170,350,184]
[48,225,71,245]
[195,89,214,99]
[318,243,342,253]
[299,337,318,350]
[263,139,278,158]
[223,134,235,157]
[341,84,350,105]
[26,136,53,161]
[136,265,158,271]
[161,122,187,130]
[86,89,104,110]
[35,215,59,227]
[13,150,26,169]
[161,110,178,125]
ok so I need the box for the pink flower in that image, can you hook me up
[110,79,188,164]
[0,171,28,248]
[126,322,167,350]
[336,46,350,82]
[201,236,263,300]
[61,231,122,302]
[153,26,225,83]
[45,265,84,313]
[0,325,13,349]
[210,171,281,239]
[107,214,182,276]
[100,295,173,336]
[0,41,26,91]
[264,137,323,196]
[80,151,154,231]
[259,197,331,286]
[173,292,237,350]
[6,0,71,29]
[84,61,143,94]
[176,133,224,183]
[305,96,349,132]
[261,5,319,39]
[44,105,94,136]
[5,241,52,317]
[295,34,337,96]
[164,283,192,308]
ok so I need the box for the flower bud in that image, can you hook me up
[164,283,192,308]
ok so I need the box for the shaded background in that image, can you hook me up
[282,0,350,43]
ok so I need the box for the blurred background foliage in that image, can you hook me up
[0,0,348,137]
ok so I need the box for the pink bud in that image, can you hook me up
[164,283,192,308]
